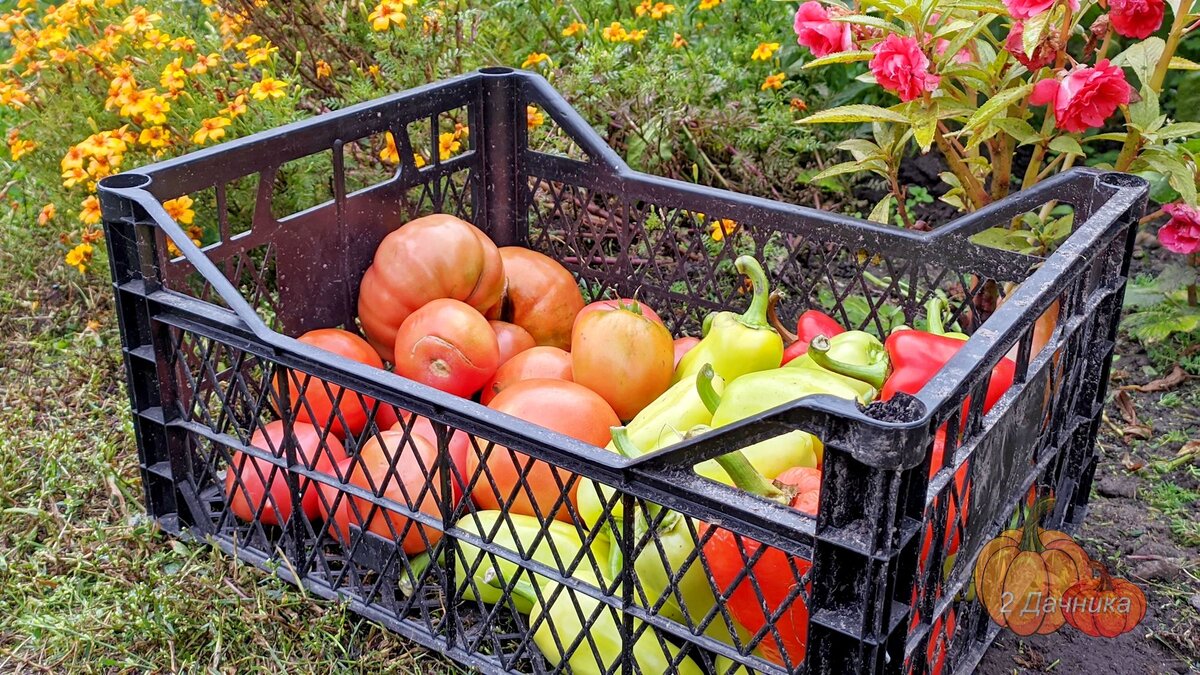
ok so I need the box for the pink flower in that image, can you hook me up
[1159,203,1200,254]
[793,1,853,57]
[1108,0,1165,38]
[1004,0,1078,20]
[870,34,940,102]
[1005,21,1057,69]
[935,39,973,64]
[1029,60,1131,133]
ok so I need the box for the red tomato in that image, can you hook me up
[776,466,821,515]
[489,320,536,367]
[576,299,665,327]
[673,336,700,369]
[498,247,585,350]
[571,304,674,421]
[390,416,469,503]
[357,214,505,362]
[275,328,383,439]
[320,430,444,554]
[225,420,347,525]
[468,379,619,522]
[393,299,500,398]
[480,346,573,405]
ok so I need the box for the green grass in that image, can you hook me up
[0,216,455,672]
[1145,477,1200,548]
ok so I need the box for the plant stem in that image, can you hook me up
[890,171,914,228]
[1150,0,1195,92]
[1190,254,1198,307]
[1114,105,1141,172]
[934,127,989,210]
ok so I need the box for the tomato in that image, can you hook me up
[480,346,573,405]
[225,420,347,525]
[390,416,470,503]
[276,328,386,439]
[357,214,505,362]
[776,466,821,515]
[393,299,500,398]
[673,336,700,369]
[320,430,444,554]
[497,247,584,350]
[571,304,674,421]
[575,299,665,327]
[489,320,536,367]
[468,379,619,522]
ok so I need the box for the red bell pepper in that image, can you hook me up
[767,292,845,364]
[881,330,1015,414]
[699,456,820,667]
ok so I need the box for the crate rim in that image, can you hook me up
[98,67,1148,475]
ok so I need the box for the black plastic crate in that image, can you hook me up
[99,68,1147,674]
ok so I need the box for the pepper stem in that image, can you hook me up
[714,451,788,504]
[482,567,539,605]
[696,363,721,415]
[926,296,949,336]
[767,291,799,344]
[399,552,432,597]
[1019,497,1056,553]
[734,255,772,330]
[808,335,889,390]
[610,426,642,459]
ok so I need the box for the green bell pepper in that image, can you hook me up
[674,256,784,384]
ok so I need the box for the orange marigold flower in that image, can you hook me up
[602,21,628,42]
[761,72,786,90]
[192,117,231,145]
[65,242,94,273]
[562,21,586,37]
[108,65,136,94]
[163,195,195,225]
[521,52,550,68]
[49,48,75,63]
[8,130,34,160]
[751,42,780,61]
[38,202,56,226]
[636,1,676,19]
[169,36,196,52]
[369,1,412,31]
[699,0,721,9]
[790,97,808,112]
[709,217,738,241]
[234,34,262,51]
[79,195,102,225]
[249,76,286,100]
[81,228,105,244]
[438,131,461,160]
[527,105,545,129]
[315,59,331,79]
[379,131,400,164]
[627,28,647,42]
[0,81,32,109]
[221,93,247,118]
[138,125,171,148]
[188,52,219,74]
[62,167,89,188]
[671,32,688,48]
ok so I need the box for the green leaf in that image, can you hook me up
[1129,87,1162,133]
[1049,136,1084,156]
[869,195,893,224]
[1113,38,1167,87]
[1156,122,1200,140]
[803,50,876,69]
[798,104,911,125]
[908,105,938,152]
[1081,132,1134,143]
[831,15,903,33]
[1170,56,1200,71]
[1143,149,1198,204]
[836,139,885,161]
[993,117,1040,145]
[1022,10,1055,59]
[806,161,870,183]
[962,83,1034,143]
[937,14,996,67]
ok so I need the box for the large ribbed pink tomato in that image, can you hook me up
[497,247,584,350]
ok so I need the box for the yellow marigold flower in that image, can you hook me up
[250,76,286,100]
[141,29,170,50]
[79,195,102,225]
[234,34,262,51]
[315,59,331,79]
[521,52,550,69]
[160,58,187,91]
[636,1,676,19]
[49,48,76,63]
[379,132,400,164]
[602,21,628,42]
[108,65,136,93]
[244,44,277,67]
[65,242,94,273]
[413,152,426,168]
[751,42,780,61]
[699,0,721,9]
[192,116,231,145]
[163,195,195,225]
[709,218,737,241]
[63,166,89,188]
[527,105,544,129]
[37,202,56,226]
[368,1,409,31]
[367,64,381,79]
[169,36,196,52]
[61,145,87,170]
[9,137,34,160]
[115,87,147,117]
[761,72,786,90]
[86,155,118,180]
[562,21,586,37]
[0,10,30,33]
[0,81,32,109]
[627,28,647,42]
[188,52,219,75]
[221,94,247,118]
[139,93,170,125]
[438,131,462,160]
[138,125,171,148]
[671,32,688,48]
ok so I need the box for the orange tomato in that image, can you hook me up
[673,336,700,369]
[497,247,584,350]
[575,298,665,327]
[489,320,536,367]
[480,346,573,405]
[276,328,384,439]
[393,299,500,398]
[468,379,619,522]
[390,416,470,503]
[225,420,347,525]
[571,303,674,421]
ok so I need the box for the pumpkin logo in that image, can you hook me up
[973,498,1146,639]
